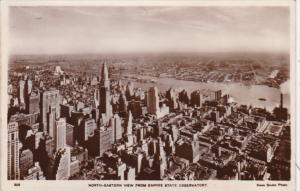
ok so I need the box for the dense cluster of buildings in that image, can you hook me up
[7,62,290,180]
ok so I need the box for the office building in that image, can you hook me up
[118,92,128,115]
[8,122,20,180]
[98,127,113,157]
[128,100,142,118]
[40,89,61,134]
[125,167,136,180]
[18,79,26,107]
[125,82,134,101]
[66,123,75,147]
[60,104,74,123]
[147,87,159,115]
[110,114,122,142]
[55,147,71,180]
[79,118,96,144]
[166,88,176,101]
[71,146,88,163]
[215,90,222,101]
[47,106,56,138]
[55,118,67,151]
[211,110,220,123]
[117,160,126,180]
[24,162,45,180]
[191,90,203,107]
[20,149,34,179]
[70,158,80,177]
[25,91,40,114]
[126,111,133,136]
[179,89,189,105]
[43,135,54,158]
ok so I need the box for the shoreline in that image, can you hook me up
[122,76,290,112]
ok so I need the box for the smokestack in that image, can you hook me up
[280,93,283,108]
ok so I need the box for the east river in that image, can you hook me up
[124,76,290,112]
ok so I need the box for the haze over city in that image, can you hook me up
[10,6,290,55]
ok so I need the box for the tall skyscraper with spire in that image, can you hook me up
[99,62,112,122]
[100,61,110,88]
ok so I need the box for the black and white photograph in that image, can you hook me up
[0,1,296,191]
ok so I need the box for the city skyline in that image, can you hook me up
[4,2,293,186]
[6,59,291,181]
[10,6,290,55]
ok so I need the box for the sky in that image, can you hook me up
[9,6,290,55]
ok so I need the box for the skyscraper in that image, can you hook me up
[94,89,100,109]
[19,149,34,179]
[79,118,96,143]
[118,92,128,115]
[211,110,220,123]
[55,118,67,151]
[55,147,71,180]
[125,167,136,180]
[99,62,112,121]
[166,88,178,110]
[215,90,222,101]
[128,100,142,118]
[26,91,40,114]
[126,111,133,136]
[191,90,203,107]
[23,79,35,114]
[98,127,113,157]
[48,106,56,138]
[18,80,25,108]
[125,82,134,101]
[60,104,74,123]
[8,121,20,180]
[166,88,176,101]
[126,111,134,146]
[110,114,122,143]
[179,89,189,105]
[117,160,126,180]
[66,123,75,147]
[100,62,110,88]
[40,89,61,134]
[147,87,159,115]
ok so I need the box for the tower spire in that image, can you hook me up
[100,61,110,88]
[99,61,112,122]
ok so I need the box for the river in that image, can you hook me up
[124,76,290,112]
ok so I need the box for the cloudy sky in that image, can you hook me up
[9,6,290,55]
